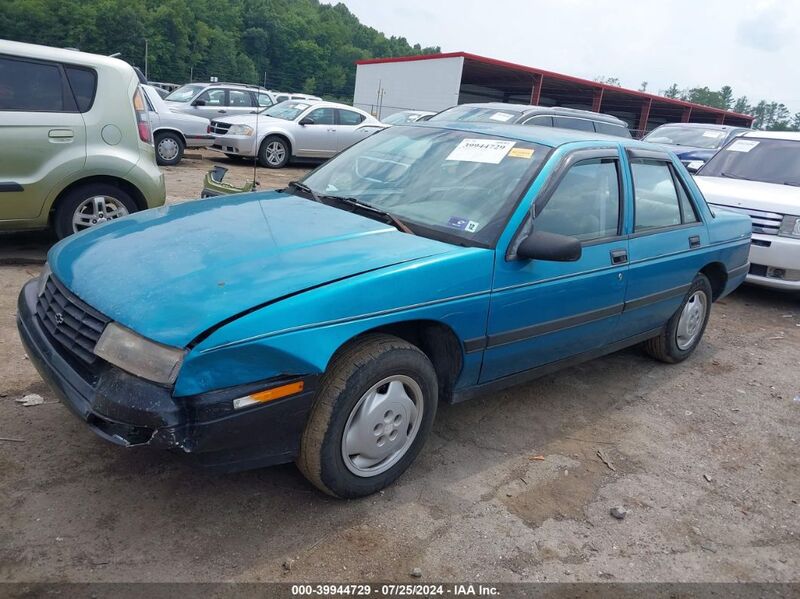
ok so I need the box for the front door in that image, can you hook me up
[0,55,86,221]
[293,106,338,157]
[191,88,226,119]
[482,148,629,382]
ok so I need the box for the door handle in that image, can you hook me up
[610,248,628,265]
[48,129,74,139]
[217,110,227,113]
[689,235,701,249]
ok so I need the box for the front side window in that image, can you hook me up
[306,107,334,125]
[301,127,549,246]
[197,89,225,106]
[165,83,205,103]
[0,56,66,112]
[337,109,365,125]
[534,158,621,241]
[228,90,253,107]
[522,115,553,127]
[699,138,800,186]
[632,160,683,231]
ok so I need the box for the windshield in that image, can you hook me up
[383,112,424,125]
[644,125,728,149]
[300,126,549,246]
[429,106,524,124]
[699,137,800,185]
[165,84,205,103]
[260,100,313,120]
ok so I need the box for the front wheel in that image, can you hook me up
[643,273,712,363]
[297,334,437,498]
[258,135,290,168]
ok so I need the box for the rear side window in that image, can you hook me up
[337,109,365,125]
[632,159,699,231]
[0,56,69,112]
[64,66,97,112]
[595,122,631,138]
[553,116,595,132]
[228,89,253,107]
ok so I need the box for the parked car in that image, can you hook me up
[0,40,165,239]
[643,123,749,172]
[382,110,437,125]
[429,102,632,137]
[18,122,750,497]
[164,82,275,119]
[141,85,215,165]
[693,131,800,291]
[209,100,383,167]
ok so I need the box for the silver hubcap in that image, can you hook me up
[676,290,708,350]
[264,141,286,166]
[341,375,424,477]
[72,195,129,232]
[157,137,180,161]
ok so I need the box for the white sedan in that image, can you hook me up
[209,100,384,168]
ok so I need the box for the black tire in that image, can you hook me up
[154,131,184,166]
[643,273,713,363]
[258,135,290,169]
[53,183,138,240]
[297,334,438,498]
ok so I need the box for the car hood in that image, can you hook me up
[48,192,454,347]
[694,176,800,215]
[214,114,279,126]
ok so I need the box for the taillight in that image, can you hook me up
[132,88,151,143]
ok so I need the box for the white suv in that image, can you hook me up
[694,131,800,291]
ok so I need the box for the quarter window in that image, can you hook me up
[337,109,366,125]
[0,56,67,112]
[534,158,621,241]
[306,107,334,125]
[632,159,684,231]
[64,66,97,112]
[256,93,273,107]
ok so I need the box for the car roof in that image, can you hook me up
[413,120,662,150]
[283,99,370,113]
[741,130,800,141]
[451,102,628,125]
[0,39,134,72]
[651,122,748,131]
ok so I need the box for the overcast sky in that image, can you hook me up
[326,0,799,113]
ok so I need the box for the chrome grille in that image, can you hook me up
[209,121,231,135]
[711,204,783,235]
[36,276,109,364]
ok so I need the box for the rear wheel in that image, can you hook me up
[53,183,138,239]
[154,131,184,166]
[297,334,437,498]
[643,273,712,363]
[258,135,290,168]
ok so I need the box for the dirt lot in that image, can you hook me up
[0,154,798,583]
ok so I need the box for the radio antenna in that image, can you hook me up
[251,88,259,192]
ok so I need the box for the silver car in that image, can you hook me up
[142,85,214,165]
[382,110,436,125]
[209,100,383,168]
[164,82,276,120]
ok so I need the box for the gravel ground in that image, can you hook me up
[0,154,798,583]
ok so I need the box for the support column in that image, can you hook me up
[530,74,543,105]
[716,113,725,124]
[681,107,692,122]
[637,99,652,137]
[592,88,604,112]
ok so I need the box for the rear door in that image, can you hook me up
[293,106,337,157]
[0,54,87,221]
[226,89,257,116]
[616,148,708,338]
[335,108,376,151]
[482,147,629,381]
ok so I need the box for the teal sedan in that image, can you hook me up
[17,123,751,498]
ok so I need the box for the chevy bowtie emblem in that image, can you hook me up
[54,313,64,325]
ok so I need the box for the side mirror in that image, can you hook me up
[192,99,206,107]
[516,230,582,262]
[299,117,315,126]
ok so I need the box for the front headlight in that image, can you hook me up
[778,215,800,239]
[228,124,254,136]
[94,322,185,385]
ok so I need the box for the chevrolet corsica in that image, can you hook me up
[17,124,751,498]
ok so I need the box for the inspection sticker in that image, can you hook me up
[489,112,515,122]
[446,139,516,164]
[702,130,724,138]
[727,139,759,153]
[447,216,480,232]
[508,147,535,159]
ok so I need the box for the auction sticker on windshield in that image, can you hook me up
[727,139,759,152]
[446,139,516,164]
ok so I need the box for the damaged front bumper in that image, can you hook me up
[200,165,258,198]
[16,280,316,472]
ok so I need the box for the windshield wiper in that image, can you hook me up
[320,194,414,234]
[285,180,322,203]
[719,172,755,181]
[783,180,800,187]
